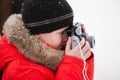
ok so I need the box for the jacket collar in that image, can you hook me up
[2,14,64,72]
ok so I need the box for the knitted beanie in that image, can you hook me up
[12,0,23,13]
[22,0,73,34]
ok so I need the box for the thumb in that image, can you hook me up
[65,37,72,53]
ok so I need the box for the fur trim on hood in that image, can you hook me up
[2,14,64,72]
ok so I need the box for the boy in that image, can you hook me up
[0,0,94,80]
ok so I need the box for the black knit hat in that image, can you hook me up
[22,0,73,35]
[11,0,23,14]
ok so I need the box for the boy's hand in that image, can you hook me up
[65,37,91,60]
[81,24,86,33]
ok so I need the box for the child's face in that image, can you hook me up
[36,27,69,50]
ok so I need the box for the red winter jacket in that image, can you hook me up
[0,35,94,80]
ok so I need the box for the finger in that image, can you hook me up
[82,41,91,53]
[81,24,86,33]
[80,38,86,48]
[84,49,91,60]
[65,37,72,52]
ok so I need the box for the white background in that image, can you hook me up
[67,0,120,80]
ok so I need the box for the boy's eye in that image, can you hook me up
[61,31,66,34]
[61,31,64,34]
[58,31,64,34]
[62,31,68,35]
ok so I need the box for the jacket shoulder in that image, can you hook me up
[0,35,19,70]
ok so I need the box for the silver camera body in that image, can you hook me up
[67,22,95,49]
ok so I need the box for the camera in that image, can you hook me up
[67,22,95,49]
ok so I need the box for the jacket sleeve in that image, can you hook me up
[55,52,94,80]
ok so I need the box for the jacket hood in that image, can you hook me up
[2,14,64,71]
